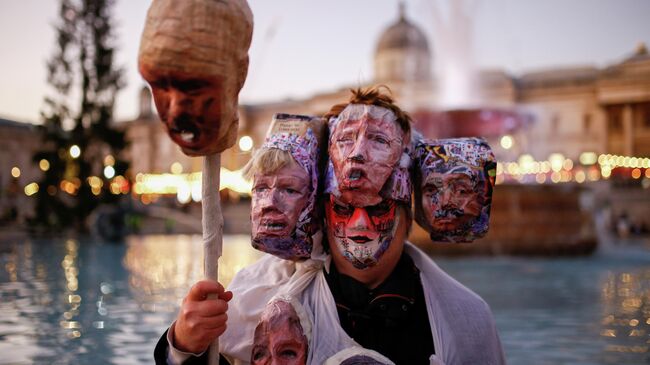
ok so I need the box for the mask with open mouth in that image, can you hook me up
[325,104,411,208]
[325,195,399,270]
[251,114,322,260]
[414,137,496,243]
[138,0,253,156]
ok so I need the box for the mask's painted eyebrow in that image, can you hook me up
[447,176,473,187]
[170,78,212,91]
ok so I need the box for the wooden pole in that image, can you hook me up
[202,153,223,365]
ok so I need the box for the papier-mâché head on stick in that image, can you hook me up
[138,0,253,156]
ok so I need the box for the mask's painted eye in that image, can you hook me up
[171,78,211,94]
[278,348,298,359]
[284,187,300,194]
[149,79,169,90]
[252,184,269,194]
[335,129,357,144]
[366,200,393,216]
[251,347,268,361]
[368,132,390,145]
[423,184,438,195]
[332,201,353,216]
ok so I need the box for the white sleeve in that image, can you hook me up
[166,321,206,365]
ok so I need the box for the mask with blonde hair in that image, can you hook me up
[243,114,324,260]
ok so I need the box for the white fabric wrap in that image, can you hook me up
[323,347,394,364]
[220,243,506,365]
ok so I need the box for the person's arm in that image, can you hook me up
[154,280,233,365]
[154,325,206,364]
[154,324,232,365]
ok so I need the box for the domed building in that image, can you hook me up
[374,3,432,84]
[120,4,650,196]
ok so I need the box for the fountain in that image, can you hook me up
[393,1,596,255]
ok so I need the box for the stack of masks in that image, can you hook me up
[250,113,322,260]
[324,104,411,269]
[413,137,497,243]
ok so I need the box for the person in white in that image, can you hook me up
[156,87,506,365]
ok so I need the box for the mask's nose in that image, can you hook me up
[258,188,281,211]
[347,135,369,163]
[167,90,192,121]
[345,207,379,240]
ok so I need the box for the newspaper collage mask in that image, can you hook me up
[251,114,321,260]
[325,104,411,207]
[414,137,496,243]
[251,297,310,365]
[325,104,410,269]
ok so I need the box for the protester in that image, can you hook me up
[154,87,506,365]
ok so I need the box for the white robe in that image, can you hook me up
[219,242,506,365]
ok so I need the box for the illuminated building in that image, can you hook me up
[120,7,649,182]
[2,6,649,224]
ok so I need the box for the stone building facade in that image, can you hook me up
[4,6,649,201]
[228,8,650,168]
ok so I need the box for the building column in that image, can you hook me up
[623,104,634,156]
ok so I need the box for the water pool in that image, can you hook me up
[1,235,649,364]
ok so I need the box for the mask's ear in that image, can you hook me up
[413,137,496,243]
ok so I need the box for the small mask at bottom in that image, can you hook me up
[414,137,496,243]
[250,114,322,260]
[251,297,310,365]
[325,195,399,270]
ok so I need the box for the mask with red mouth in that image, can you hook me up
[138,0,253,156]
[325,104,411,208]
[250,114,322,260]
[414,138,496,243]
[325,195,399,269]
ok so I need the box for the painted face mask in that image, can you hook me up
[325,195,399,270]
[414,137,496,243]
[251,114,321,260]
[138,0,253,156]
[251,297,310,365]
[326,104,411,207]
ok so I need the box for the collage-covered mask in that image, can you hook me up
[325,104,411,269]
[251,297,310,365]
[251,114,321,260]
[325,104,411,207]
[414,137,496,243]
[325,195,400,270]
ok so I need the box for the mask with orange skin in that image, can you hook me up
[414,137,496,243]
[138,0,253,156]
